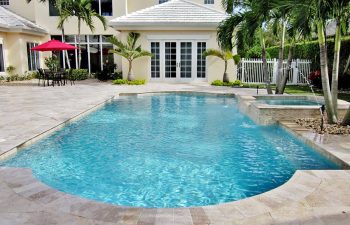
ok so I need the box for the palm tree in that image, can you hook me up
[276,0,337,123]
[108,33,153,81]
[271,9,289,94]
[329,0,350,118]
[203,49,241,82]
[58,0,107,69]
[218,0,274,94]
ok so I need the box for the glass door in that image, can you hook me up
[180,42,192,79]
[164,42,177,80]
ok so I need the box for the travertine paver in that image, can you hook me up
[0,80,350,225]
[0,80,262,158]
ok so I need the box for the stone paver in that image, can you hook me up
[0,80,349,225]
[0,80,261,158]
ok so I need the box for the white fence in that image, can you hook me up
[237,58,312,85]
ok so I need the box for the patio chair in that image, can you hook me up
[37,69,46,87]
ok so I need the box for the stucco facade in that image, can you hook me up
[118,30,236,83]
[1,0,233,82]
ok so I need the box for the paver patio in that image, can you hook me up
[0,80,349,225]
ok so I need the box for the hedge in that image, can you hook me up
[266,37,350,72]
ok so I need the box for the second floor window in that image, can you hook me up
[0,0,9,6]
[49,0,112,17]
[49,0,59,16]
[92,0,113,16]
[204,0,214,4]
[159,0,169,4]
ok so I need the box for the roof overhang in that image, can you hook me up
[0,26,48,36]
[109,22,220,31]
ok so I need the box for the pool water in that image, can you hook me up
[259,99,320,106]
[0,94,338,208]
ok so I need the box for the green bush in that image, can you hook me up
[113,79,128,85]
[113,79,146,85]
[71,69,89,80]
[128,80,146,85]
[266,37,350,72]
[245,46,271,58]
[211,80,224,86]
[211,80,242,87]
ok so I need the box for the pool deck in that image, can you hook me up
[0,80,350,225]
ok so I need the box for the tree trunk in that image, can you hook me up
[260,32,273,94]
[279,42,295,94]
[127,60,135,81]
[77,18,81,69]
[275,20,286,94]
[62,28,71,69]
[223,60,229,82]
[317,20,337,124]
[342,53,350,76]
[342,108,350,125]
[331,17,341,117]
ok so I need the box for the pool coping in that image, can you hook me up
[1,91,350,224]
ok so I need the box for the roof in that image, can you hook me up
[0,6,47,35]
[109,0,228,30]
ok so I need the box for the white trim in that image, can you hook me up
[147,35,210,40]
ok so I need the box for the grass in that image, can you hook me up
[241,84,350,102]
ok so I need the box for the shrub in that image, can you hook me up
[266,37,350,73]
[113,79,128,85]
[113,79,146,85]
[44,56,60,71]
[211,80,224,86]
[128,80,146,85]
[71,69,89,80]
[245,46,271,58]
[232,80,242,86]
[211,80,242,87]
[309,70,322,89]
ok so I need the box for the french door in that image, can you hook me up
[151,40,206,82]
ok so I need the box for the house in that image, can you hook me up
[1,0,235,83]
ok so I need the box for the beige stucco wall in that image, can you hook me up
[0,31,49,76]
[119,30,237,83]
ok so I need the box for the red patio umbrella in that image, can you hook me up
[31,40,77,51]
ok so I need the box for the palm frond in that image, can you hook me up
[203,49,225,60]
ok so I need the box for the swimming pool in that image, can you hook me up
[0,94,338,208]
[258,99,320,106]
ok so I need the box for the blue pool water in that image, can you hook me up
[259,99,320,106]
[0,94,338,208]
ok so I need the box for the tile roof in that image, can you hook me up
[0,6,47,34]
[109,0,228,30]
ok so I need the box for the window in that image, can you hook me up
[101,0,112,16]
[27,43,40,71]
[165,42,177,78]
[151,42,160,78]
[0,44,4,72]
[0,0,9,6]
[159,0,169,4]
[180,42,192,78]
[52,35,115,73]
[197,42,206,78]
[204,0,214,4]
[49,0,59,16]
[92,0,113,16]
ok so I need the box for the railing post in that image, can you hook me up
[292,59,299,84]
[272,58,278,84]
[241,58,245,82]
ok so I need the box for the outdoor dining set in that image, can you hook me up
[37,68,75,87]
[32,39,78,87]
